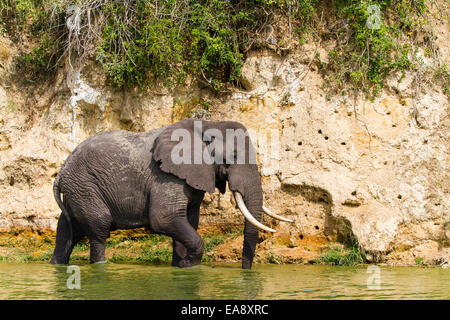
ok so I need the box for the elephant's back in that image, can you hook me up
[58,129,163,226]
[63,128,163,169]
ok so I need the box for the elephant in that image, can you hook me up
[50,119,292,269]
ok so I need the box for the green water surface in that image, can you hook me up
[0,262,448,299]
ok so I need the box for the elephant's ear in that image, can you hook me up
[153,119,216,193]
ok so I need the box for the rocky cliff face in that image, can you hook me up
[0,13,448,265]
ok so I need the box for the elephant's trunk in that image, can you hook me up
[239,186,263,269]
[228,165,265,269]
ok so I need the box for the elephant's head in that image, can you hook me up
[153,119,292,269]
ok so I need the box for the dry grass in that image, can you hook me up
[0,43,10,61]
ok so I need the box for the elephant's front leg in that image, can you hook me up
[172,200,201,267]
[149,196,204,268]
[170,218,204,267]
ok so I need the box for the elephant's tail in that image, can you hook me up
[53,172,73,254]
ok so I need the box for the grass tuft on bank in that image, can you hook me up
[317,245,366,266]
[315,234,366,266]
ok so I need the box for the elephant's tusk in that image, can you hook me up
[262,206,294,223]
[234,192,276,233]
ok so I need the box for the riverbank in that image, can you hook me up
[0,230,447,268]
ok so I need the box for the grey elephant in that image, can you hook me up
[50,119,291,269]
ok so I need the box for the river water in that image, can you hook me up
[0,262,448,299]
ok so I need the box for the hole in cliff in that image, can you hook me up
[315,225,319,230]
[392,124,397,127]
[351,191,357,196]
[397,195,402,199]
[9,176,14,186]
[299,234,304,240]
[386,111,391,115]
[384,161,388,165]
[282,184,332,205]
[435,203,440,206]
[298,141,302,146]
[324,136,329,140]
[343,200,361,207]
[318,129,322,134]
[341,142,346,145]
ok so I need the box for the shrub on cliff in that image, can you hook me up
[0,0,441,96]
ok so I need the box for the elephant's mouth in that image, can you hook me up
[233,192,293,233]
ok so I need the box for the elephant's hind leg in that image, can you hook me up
[86,216,112,264]
[75,197,112,264]
[88,236,108,264]
[50,214,83,265]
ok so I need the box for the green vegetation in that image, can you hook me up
[434,65,450,95]
[202,229,243,262]
[266,252,283,264]
[7,100,18,111]
[415,257,424,265]
[0,0,440,96]
[316,235,366,266]
[203,234,225,253]
[318,245,366,266]
[0,0,66,79]
[322,0,425,98]
[0,229,243,264]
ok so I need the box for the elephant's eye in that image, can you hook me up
[224,149,239,164]
[227,152,238,164]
